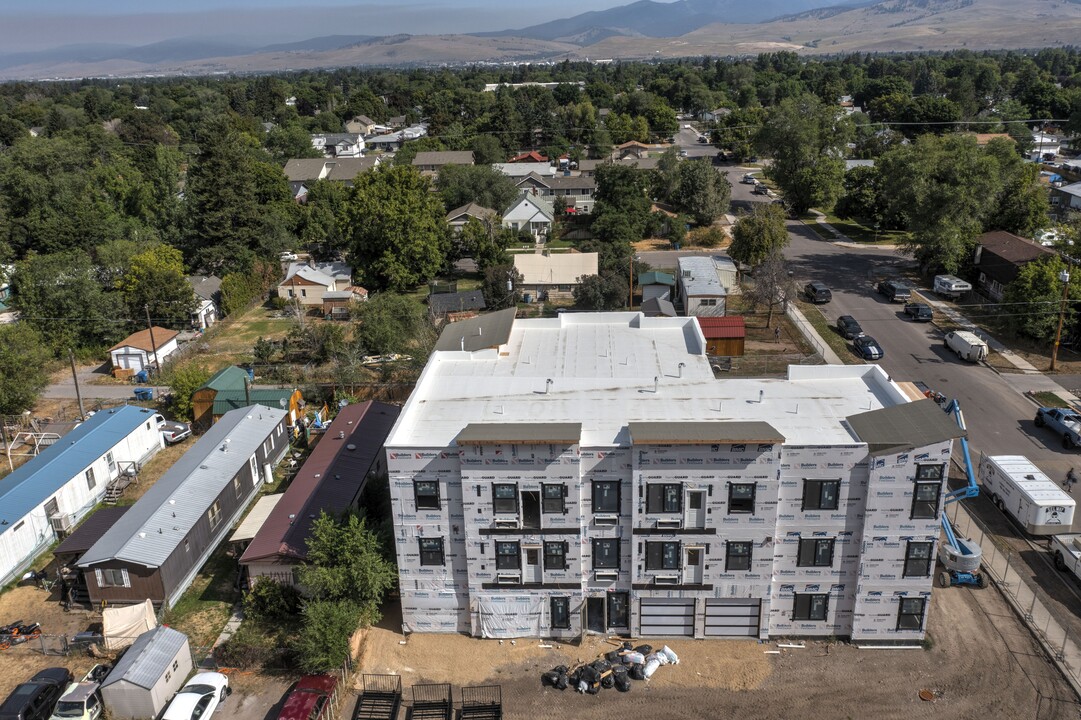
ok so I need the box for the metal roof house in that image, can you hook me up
[78,406,289,608]
[0,406,163,586]
[192,366,304,429]
[675,256,729,317]
[100,626,192,720]
[240,401,400,587]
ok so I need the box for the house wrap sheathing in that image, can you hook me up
[386,312,963,641]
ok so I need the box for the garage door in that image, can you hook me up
[704,599,761,637]
[639,598,695,636]
[116,353,144,371]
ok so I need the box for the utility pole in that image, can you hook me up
[628,256,634,310]
[69,349,85,419]
[144,305,158,378]
[1051,263,1071,372]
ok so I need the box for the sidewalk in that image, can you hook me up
[785,303,844,365]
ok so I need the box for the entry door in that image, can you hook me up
[683,547,704,584]
[522,491,541,529]
[586,597,605,633]
[524,546,542,584]
[684,491,705,529]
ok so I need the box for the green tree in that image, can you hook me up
[1003,256,1079,342]
[675,160,731,226]
[353,293,431,356]
[470,134,506,165]
[592,163,652,243]
[729,204,790,269]
[253,336,276,366]
[573,274,627,311]
[481,264,522,310]
[167,362,211,421]
[457,216,511,271]
[343,165,450,291]
[834,165,883,223]
[297,511,397,622]
[294,600,362,673]
[712,106,765,161]
[119,244,196,326]
[436,165,518,214]
[0,324,52,414]
[392,137,445,166]
[265,124,321,162]
[757,94,851,214]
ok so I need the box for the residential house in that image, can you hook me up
[616,141,650,159]
[696,316,746,356]
[345,115,378,135]
[675,256,728,316]
[578,156,659,176]
[186,275,222,330]
[428,289,487,319]
[365,132,406,152]
[311,133,365,158]
[191,365,305,429]
[446,202,497,235]
[109,327,180,372]
[388,115,407,128]
[699,108,731,122]
[283,157,380,200]
[387,312,963,642]
[640,296,676,317]
[513,252,599,301]
[278,260,353,307]
[492,162,556,179]
[508,151,548,163]
[502,194,555,239]
[322,288,367,320]
[845,159,875,171]
[412,150,475,174]
[638,271,676,302]
[1031,132,1062,160]
[973,231,1054,302]
[240,402,400,587]
[838,96,858,115]
[78,406,289,608]
[515,173,596,214]
[1053,182,1081,212]
[0,405,163,586]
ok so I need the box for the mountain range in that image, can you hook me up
[1,0,1080,81]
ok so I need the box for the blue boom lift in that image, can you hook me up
[934,397,988,588]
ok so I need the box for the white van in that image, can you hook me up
[980,454,1075,535]
[933,275,972,299]
[944,330,988,362]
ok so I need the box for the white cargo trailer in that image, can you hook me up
[979,454,1075,535]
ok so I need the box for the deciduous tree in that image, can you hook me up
[729,204,789,269]
[0,324,52,414]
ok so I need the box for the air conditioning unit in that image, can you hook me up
[656,518,682,530]
[593,514,618,526]
[496,574,521,585]
[655,575,679,585]
[595,571,618,581]
[494,518,521,530]
[49,514,72,533]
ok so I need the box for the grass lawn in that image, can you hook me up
[163,544,238,648]
[816,211,908,245]
[1032,391,1070,408]
[206,304,293,357]
[794,299,860,364]
[801,219,836,241]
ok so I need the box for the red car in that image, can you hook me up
[276,676,337,720]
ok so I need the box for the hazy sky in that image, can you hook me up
[0,0,632,52]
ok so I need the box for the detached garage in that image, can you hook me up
[100,626,192,720]
[109,327,180,373]
[639,597,695,637]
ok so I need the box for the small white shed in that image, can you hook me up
[100,626,192,720]
[109,327,180,372]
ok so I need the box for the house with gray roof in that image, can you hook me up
[0,405,163,586]
[283,157,381,200]
[446,202,497,235]
[676,256,729,316]
[278,260,354,307]
[78,406,289,608]
[186,275,222,329]
[412,150,474,174]
[311,133,364,158]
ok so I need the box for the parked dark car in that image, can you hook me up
[276,676,337,720]
[804,282,832,304]
[853,335,885,361]
[836,315,863,339]
[877,280,912,302]
[903,302,934,322]
[0,669,73,720]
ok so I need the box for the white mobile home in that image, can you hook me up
[979,454,1074,534]
[0,406,163,586]
[100,626,192,720]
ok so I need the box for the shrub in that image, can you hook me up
[244,578,302,623]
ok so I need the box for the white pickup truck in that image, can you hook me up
[1051,534,1081,577]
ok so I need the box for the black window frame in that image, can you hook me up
[592,480,621,514]
[418,537,445,566]
[592,538,620,570]
[645,541,680,571]
[728,483,756,514]
[607,591,629,628]
[542,483,565,514]
[725,541,752,572]
[802,479,840,511]
[493,483,519,514]
[896,597,927,631]
[915,463,945,480]
[646,483,682,514]
[495,541,520,570]
[414,480,440,510]
[544,541,568,570]
[903,541,934,578]
[551,596,571,629]
[792,593,829,621]
[911,481,941,520]
[796,538,835,567]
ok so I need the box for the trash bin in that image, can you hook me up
[672,242,681,250]
[133,388,154,401]
[134,369,149,384]
[523,293,533,303]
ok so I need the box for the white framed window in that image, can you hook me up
[106,451,116,473]
[208,501,222,529]
[95,568,130,588]
[85,468,97,491]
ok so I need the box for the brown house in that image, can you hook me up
[240,401,400,587]
[77,407,289,608]
[696,316,746,357]
[973,231,1054,302]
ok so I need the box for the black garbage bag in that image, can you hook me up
[605,650,621,663]
[629,664,646,681]
[568,669,581,686]
[601,674,615,689]
[542,671,560,687]
[592,659,612,673]
[580,665,600,684]
[611,664,628,677]
[635,644,653,655]
[622,641,634,651]
[614,673,631,692]
[553,665,569,675]
[555,673,569,691]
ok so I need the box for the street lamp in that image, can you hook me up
[1051,265,1071,372]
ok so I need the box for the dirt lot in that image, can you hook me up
[348,586,1079,720]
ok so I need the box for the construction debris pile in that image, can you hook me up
[541,641,680,694]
